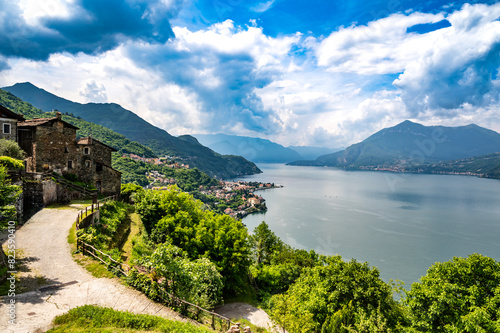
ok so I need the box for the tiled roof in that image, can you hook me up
[0,105,25,121]
[18,116,79,129]
[77,136,117,151]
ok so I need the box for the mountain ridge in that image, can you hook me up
[2,82,261,179]
[289,120,500,171]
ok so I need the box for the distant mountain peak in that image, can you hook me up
[289,121,500,168]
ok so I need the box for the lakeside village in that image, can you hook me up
[125,153,282,219]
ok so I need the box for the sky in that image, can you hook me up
[0,0,499,148]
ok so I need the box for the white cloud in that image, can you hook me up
[394,3,500,115]
[79,79,108,103]
[316,12,446,75]
[18,0,75,26]
[251,0,276,13]
[2,4,500,151]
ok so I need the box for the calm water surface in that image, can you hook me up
[236,164,500,286]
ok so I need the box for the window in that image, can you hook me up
[3,123,10,134]
[96,163,103,172]
[85,160,91,168]
[67,160,73,169]
[64,147,69,153]
[83,147,90,155]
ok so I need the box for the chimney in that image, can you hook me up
[56,111,62,120]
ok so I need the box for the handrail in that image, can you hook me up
[76,238,235,331]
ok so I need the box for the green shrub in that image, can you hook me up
[0,156,23,170]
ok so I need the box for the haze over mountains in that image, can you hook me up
[289,120,500,170]
[2,82,260,179]
[193,134,340,163]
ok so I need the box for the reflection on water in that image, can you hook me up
[237,164,500,286]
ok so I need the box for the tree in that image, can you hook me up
[0,165,21,226]
[404,253,500,332]
[135,187,251,294]
[249,221,284,265]
[0,139,25,160]
[269,256,406,332]
[143,243,223,309]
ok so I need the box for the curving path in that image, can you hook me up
[215,302,275,331]
[0,206,184,333]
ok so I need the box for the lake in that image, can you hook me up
[236,164,500,287]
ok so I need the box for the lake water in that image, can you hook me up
[236,164,500,287]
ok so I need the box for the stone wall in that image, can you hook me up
[22,179,91,221]
[22,180,45,222]
[34,123,78,173]
[0,119,18,141]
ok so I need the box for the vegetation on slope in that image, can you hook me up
[3,83,262,179]
[48,305,213,333]
[0,88,157,158]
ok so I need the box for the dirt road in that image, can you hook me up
[0,207,182,333]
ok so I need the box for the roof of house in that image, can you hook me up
[77,136,117,152]
[18,116,79,129]
[0,105,25,121]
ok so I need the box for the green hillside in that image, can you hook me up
[414,152,500,179]
[0,89,156,158]
[3,82,261,179]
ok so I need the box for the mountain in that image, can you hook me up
[289,120,500,168]
[0,88,156,158]
[2,82,261,178]
[413,152,500,179]
[287,145,342,161]
[193,133,303,163]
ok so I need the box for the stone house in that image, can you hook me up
[18,112,121,195]
[0,105,25,141]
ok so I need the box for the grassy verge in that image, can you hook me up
[121,210,142,264]
[47,305,213,333]
[68,221,115,279]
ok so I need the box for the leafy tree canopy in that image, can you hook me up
[134,187,250,293]
[141,242,223,309]
[269,255,406,332]
[0,165,22,227]
[404,253,500,333]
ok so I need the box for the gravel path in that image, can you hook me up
[0,207,184,333]
[215,302,275,331]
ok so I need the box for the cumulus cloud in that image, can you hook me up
[2,1,500,150]
[315,2,500,126]
[316,12,446,75]
[394,3,500,115]
[125,20,301,135]
[79,79,108,103]
[0,0,176,61]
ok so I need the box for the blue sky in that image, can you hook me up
[0,0,499,148]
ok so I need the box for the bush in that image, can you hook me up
[0,139,25,160]
[0,156,23,170]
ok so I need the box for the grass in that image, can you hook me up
[69,221,115,279]
[121,210,142,264]
[47,305,213,333]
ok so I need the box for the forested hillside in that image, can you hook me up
[0,89,156,158]
[3,82,261,179]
